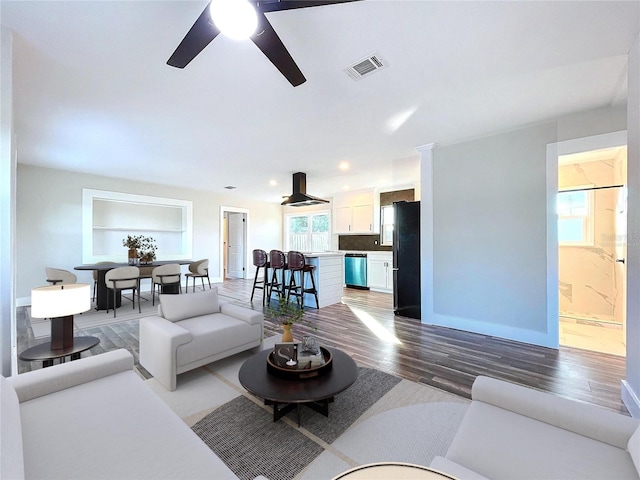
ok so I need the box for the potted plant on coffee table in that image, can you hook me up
[266,296,314,342]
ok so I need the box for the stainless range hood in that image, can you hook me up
[281,172,329,207]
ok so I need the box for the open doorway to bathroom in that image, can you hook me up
[558,146,627,357]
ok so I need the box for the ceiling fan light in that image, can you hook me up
[210,0,257,41]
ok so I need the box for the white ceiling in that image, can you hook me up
[2,0,639,203]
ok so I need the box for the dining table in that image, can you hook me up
[75,260,193,310]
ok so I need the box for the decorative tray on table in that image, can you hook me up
[267,345,333,380]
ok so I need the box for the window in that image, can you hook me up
[285,211,330,252]
[557,189,593,245]
[381,205,394,246]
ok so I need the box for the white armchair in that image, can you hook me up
[139,288,263,391]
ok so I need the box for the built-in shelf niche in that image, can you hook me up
[82,189,193,263]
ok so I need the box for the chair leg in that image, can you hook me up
[262,266,268,305]
[309,271,319,308]
[137,286,141,313]
[251,266,260,302]
[207,273,211,290]
[152,282,156,306]
[201,276,205,292]
[112,289,117,318]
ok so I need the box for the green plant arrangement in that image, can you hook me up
[138,236,157,264]
[122,235,157,264]
[122,235,144,250]
[266,296,316,342]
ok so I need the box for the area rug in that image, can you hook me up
[192,367,400,480]
[143,336,470,480]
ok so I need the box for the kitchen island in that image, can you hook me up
[300,252,345,308]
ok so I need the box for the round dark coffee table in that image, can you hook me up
[239,347,358,426]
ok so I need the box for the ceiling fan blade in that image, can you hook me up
[167,5,221,68]
[251,12,306,87]
[259,0,362,13]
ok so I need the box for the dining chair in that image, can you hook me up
[45,267,77,286]
[138,265,155,301]
[151,264,181,305]
[91,261,118,302]
[104,266,140,318]
[185,259,210,293]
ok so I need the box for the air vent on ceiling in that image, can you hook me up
[224,186,237,190]
[344,54,387,80]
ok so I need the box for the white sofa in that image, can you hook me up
[139,288,263,391]
[431,375,640,480]
[1,349,237,479]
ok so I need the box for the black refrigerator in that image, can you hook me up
[393,201,421,319]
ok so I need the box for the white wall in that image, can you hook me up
[624,33,640,418]
[420,106,627,348]
[16,165,282,302]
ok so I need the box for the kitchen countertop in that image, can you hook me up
[302,251,345,257]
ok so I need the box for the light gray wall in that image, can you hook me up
[16,165,282,302]
[432,123,554,329]
[624,33,640,418]
[422,105,627,347]
[1,26,16,376]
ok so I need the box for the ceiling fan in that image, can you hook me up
[167,0,362,87]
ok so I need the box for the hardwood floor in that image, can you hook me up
[17,278,628,415]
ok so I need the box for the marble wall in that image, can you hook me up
[558,152,626,323]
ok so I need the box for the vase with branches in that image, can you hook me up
[122,235,157,265]
[138,236,157,264]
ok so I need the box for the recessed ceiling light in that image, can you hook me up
[339,161,350,171]
[224,185,237,190]
[343,185,350,191]
[269,180,277,186]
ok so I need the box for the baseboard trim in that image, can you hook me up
[622,380,640,418]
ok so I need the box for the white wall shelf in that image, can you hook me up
[82,189,193,263]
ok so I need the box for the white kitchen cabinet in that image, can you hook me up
[333,190,374,234]
[367,252,393,293]
[334,205,353,233]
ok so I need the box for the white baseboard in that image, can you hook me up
[622,380,640,418]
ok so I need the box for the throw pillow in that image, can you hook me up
[159,288,219,322]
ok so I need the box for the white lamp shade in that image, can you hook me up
[31,284,91,318]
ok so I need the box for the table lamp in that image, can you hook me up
[31,284,91,350]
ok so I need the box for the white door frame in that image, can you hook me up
[219,206,249,281]
[546,130,627,349]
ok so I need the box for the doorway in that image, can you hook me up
[557,143,627,356]
[220,207,248,281]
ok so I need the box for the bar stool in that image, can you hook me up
[267,250,287,301]
[286,251,319,309]
[250,249,270,305]
[286,251,305,307]
[302,262,320,309]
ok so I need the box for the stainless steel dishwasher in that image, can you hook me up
[344,253,368,289]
